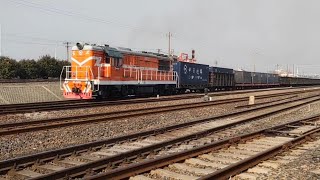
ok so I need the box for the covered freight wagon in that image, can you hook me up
[267,74,280,85]
[173,61,209,91]
[234,71,252,85]
[235,70,280,88]
[279,77,320,86]
[208,67,234,90]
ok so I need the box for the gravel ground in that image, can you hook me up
[0,89,319,161]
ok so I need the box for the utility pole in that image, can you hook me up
[253,50,257,73]
[166,32,172,56]
[63,42,71,61]
[292,64,295,77]
[214,60,218,67]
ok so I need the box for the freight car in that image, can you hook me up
[234,70,279,89]
[173,61,209,92]
[279,76,320,86]
[208,67,234,90]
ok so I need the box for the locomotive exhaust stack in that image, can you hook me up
[76,42,84,50]
[191,49,196,63]
[192,50,195,59]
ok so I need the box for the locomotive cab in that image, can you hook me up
[60,43,105,99]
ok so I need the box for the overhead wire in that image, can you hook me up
[5,0,171,54]
[4,38,65,46]
[7,0,166,36]
[4,0,220,57]
[4,33,71,44]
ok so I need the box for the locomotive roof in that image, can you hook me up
[72,44,172,61]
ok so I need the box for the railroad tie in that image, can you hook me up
[150,169,198,180]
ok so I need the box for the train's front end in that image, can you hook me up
[60,43,105,99]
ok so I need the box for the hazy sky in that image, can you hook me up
[1,0,320,74]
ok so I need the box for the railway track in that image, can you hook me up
[0,87,318,115]
[0,95,199,115]
[0,92,316,136]
[234,133,320,179]
[1,94,319,179]
[234,95,298,109]
[92,114,320,180]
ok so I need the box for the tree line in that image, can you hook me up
[0,55,70,79]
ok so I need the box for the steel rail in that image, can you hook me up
[89,114,320,180]
[0,92,316,136]
[0,95,200,115]
[199,126,320,179]
[0,86,296,109]
[5,95,319,180]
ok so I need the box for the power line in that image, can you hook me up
[7,0,165,36]
[3,33,73,58]
[4,35,163,54]
[5,32,69,43]
[4,38,65,46]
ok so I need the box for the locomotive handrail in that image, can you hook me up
[59,66,67,90]
[174,71,179,88]
[61,66,95,91]
[123,67,176,84]
[62,66,93,81]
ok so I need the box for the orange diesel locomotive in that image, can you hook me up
[60,43,177,99]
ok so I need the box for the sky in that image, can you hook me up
[0,0,320,74]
